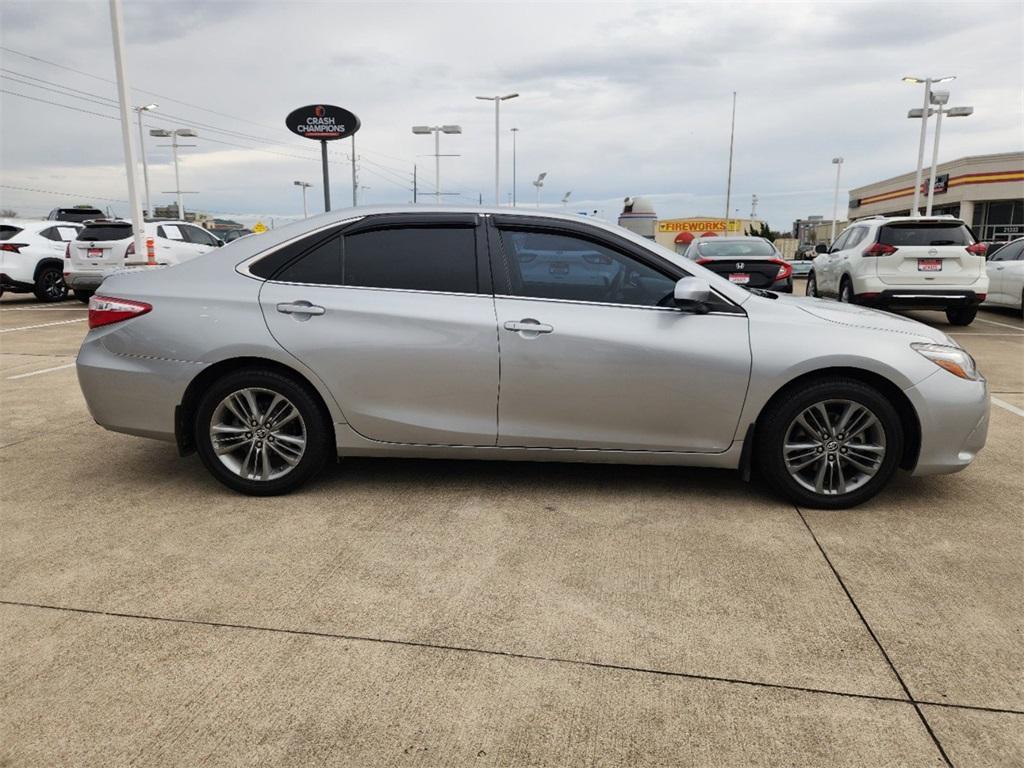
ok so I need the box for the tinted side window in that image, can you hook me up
[275,235,342,285]
[830,229,851,251]
[39,227,61,241]
[992,241,1024,261]
[342,226,477,293]
[878,223,971,246]
[498,229,676,307]
[184,226,218,246]
[844,227,867,249]
[0,225,23,241]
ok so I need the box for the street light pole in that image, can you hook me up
[830,157,843,245]
[922,96,973,217]
[108,0,145,259]
[412,125,462,204]
[150,128,197,219]
[724,91,737,224]
[904,75,955,215]
[294,180,312,218]
[476,93,519,206]
[510,127,519,207]
[134,103,157,216]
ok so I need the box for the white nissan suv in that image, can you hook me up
[807,215,989,326]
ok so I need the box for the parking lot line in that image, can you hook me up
[3,307,89,312]
[6,362,77,380]
[976,317,1024,332]
[0,318,85,334]
[992,397,1024,418]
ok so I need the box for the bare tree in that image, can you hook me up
[0,209,18,218]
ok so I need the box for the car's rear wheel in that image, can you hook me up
[945,306,977,326]
[838,277,854,304]
[34,265,67,302]
[194,368,332,495]
[755,377,903,509]
[806,272,819,298]
[74,290,93,303]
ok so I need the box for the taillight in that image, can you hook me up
[863,243,898,257]
[696,257,713,265]
[88,295,152,329]
[65,243,71,259]
[965,242,987,256]
[771,259,793,281]
[1,243,26,253]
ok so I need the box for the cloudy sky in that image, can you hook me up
[1,0,1021,229]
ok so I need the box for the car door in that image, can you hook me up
[155,224,192,263]
[258,214,500,446]
[836,226,868,289]
[821,229,852,294]
[489,218,751,452]
[988,240,1024,306]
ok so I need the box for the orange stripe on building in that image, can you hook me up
[858,169,1024,206]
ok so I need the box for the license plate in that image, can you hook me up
[87,248,103,258]
[918,258,942,272]
[549,263,569,275]
[728,273,750,284]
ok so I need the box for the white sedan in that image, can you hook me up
[983,238,1024,316]
[0,219,83,301]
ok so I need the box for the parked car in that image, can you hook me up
[46,206,105,223]
[681,236,793,292]
[216,228,253,243]
[982,237,1024,316]
[77,207,989,509]
[789,258,814,278]
[66,219,222,301]
[806,215,988,325]
[0,219,82,301]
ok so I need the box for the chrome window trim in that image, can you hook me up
[494,293,745,316]
[234,216,364,280]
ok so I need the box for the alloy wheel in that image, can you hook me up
[209,387,307,481]
[782,399,886,496]
[42,270,67,301]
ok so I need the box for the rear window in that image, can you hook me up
[54,208,105,222]
[878,223,971,247]
[696,239,776,257]
[78,223,133,241]
[0,225,22,241]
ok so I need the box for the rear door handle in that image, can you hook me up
[277,302,325,316]
[504,319,553,334]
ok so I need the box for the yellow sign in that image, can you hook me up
[252,222,268,234]
[658,219,738,233]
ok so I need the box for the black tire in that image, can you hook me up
[806,272,818,298]
[74,290,93,303]
[194,368,333,495]
[755,377,904,510]
[838,277,854,304]
[34,265,67,302]
[945,306,977,326]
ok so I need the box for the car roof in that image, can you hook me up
[0,218,81,230]
[851,215,966,226]
[694,236,771,242]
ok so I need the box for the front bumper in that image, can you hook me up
[77,332,205,442]
[905,368,989,475]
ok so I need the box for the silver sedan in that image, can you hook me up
[77,207,989,508]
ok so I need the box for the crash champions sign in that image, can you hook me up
[285,104,360,141]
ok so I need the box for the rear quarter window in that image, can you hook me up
[878,223,971,247]
[0,225,22,241]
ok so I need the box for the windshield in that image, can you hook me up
[697,239,776,257]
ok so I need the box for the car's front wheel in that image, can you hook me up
[838,277,854,304]
[755,377,903,509]
[945,307,977,326]
[34,265,67,302]
[194,368,332,495]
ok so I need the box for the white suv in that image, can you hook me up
[1,219,83,301]
[807,216,989,326]
[66,219,222,300]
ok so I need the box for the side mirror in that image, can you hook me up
[673,276,711,313]
[814,243,828,254]
[215,238,224,247]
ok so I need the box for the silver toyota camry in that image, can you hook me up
[77,207,989,508]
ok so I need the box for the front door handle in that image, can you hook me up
[277,302,325,316]
[504,319,553,335]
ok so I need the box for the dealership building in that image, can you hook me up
[848,152,1024,242]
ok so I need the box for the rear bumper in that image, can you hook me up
[857,289,984,310]
[65,272,105,290]
[77,333,205,442]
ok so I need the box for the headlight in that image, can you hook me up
[911,342,980,380]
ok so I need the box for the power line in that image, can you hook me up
[1,89,119,120]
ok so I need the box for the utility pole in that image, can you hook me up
[108,0,145,259]
[412,164,417,203]
[830,157,843,245]
[351,134,358,207]
[724,91,736,229]
[510,127,519,207]
[134,104,157,216]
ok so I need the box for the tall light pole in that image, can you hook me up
[476,93,519,206]
[724,91,737,224]
[561,191,572,207]
[903,75,955,215]
[412,125,461,204]
[830,157,844,245]
[150,127,197,219]
[108,0,145,259]
[532,172,546,208]
[293,180,313,218]
[510,127,519,207]
[909,95,973,217]
[133,103,157,216]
